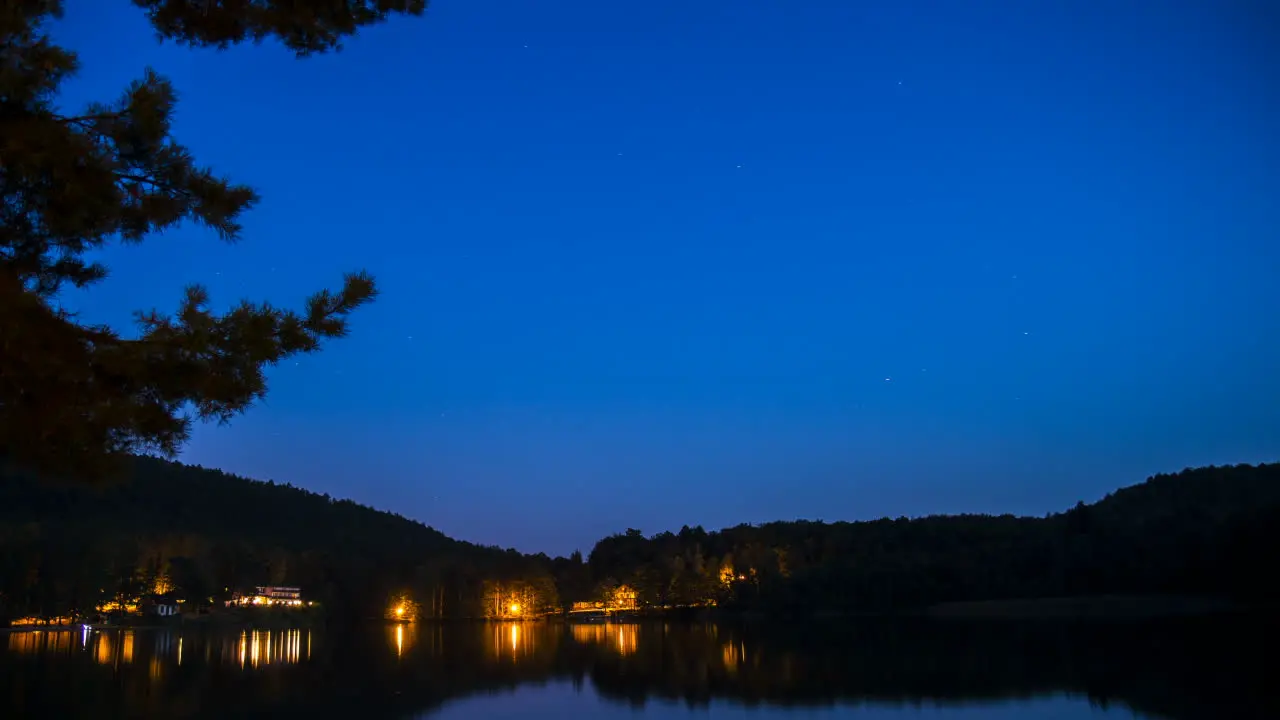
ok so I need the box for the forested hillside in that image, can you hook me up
[0,456,557,622]
[2,459,1277,623]
[580,463,1280,615]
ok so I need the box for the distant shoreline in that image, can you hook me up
[1,594,1267,633]
[1,609,325,634]
[922,595,1249,619]
[6,458,1277,630]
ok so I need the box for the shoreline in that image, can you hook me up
[4,594,1265,632]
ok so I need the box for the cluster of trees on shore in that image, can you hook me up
[0,456,558,623]
[2,458,1277,624]
[579,463,1280,615]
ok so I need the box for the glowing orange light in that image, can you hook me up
[508,603,521,615]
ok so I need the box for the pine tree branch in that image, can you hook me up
[56,111,124,127]
[111,171,195,199]
[1,0,411,482]
[131,1,430,56]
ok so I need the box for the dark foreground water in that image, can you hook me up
[1,617,1274,719]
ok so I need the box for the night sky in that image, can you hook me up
[53,1,1279,555]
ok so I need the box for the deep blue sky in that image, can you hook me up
[53,1,1279,555]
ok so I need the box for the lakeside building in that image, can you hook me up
[142,594,181,618]
[228,586,307,608]
[568,585,640,618]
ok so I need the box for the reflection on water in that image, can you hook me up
[392,624,408,658]
[570,621,638,656]
[7,629,76,655]
[1,617,1276,719]
[97,630,114,664]
[7,626,311,671]
[483,621,542,663]
[239,628,309,668]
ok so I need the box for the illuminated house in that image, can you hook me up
[142,593,181,618]
[569,585,640,617]
[229,586,306,608]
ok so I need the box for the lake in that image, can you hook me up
[1,616,1274,719]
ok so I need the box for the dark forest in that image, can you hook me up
[2,459,1277,623]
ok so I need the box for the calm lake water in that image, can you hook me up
[1,617,1274,719]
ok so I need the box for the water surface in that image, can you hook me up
[1,617,1272,719]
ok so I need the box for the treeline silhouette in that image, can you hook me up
[1,458,1278,623]
[583,463,1280,615]
[0,456,557,622]
[1,619,1276,719]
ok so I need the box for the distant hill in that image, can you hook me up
[0,455,462,555]
[0,456,552,622]
[580,463,1280,616]
[2,458,1277,622]
[1051,464,1280,600]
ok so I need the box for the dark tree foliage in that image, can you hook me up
[0,455,554,622]
[576,463,1280,616]
[0,1,425,480]
[1,460,1276,626]
[133,0,428,56]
